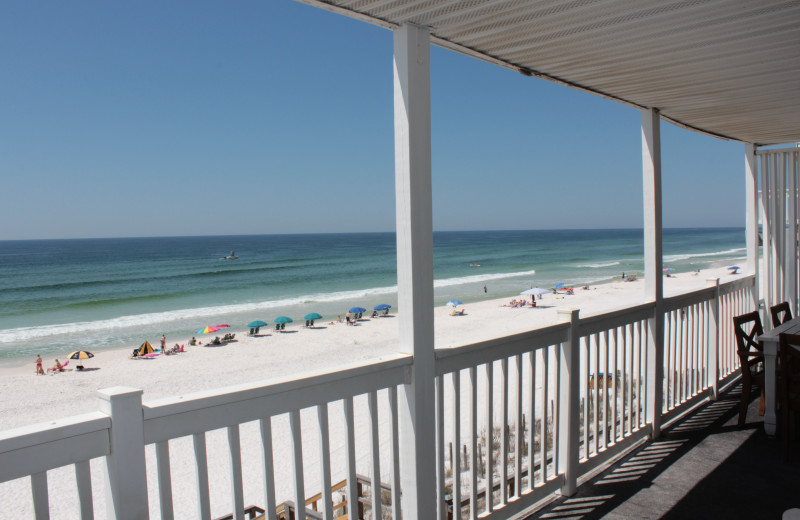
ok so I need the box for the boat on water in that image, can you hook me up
[223,250,239,260]
[469,263,481,267]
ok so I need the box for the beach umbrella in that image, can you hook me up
[215,324,230,328]
[197,325,220,334]
[374,304,392,311]
[445,299,463,307]
[521,288,549,296]
[728,266,740,270]
[349,307,367,314]
[247,320,267,328]
[304,313,323,321]
[555,283,565,289]
[138,341,155,355]
[275,316,293,324]
[663,267,673,272]
[67,350,94,370]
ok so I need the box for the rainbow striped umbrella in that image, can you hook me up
[197,325,220,334]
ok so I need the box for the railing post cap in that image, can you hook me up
[705,278,720,287]
[97,386,143,401]
[557,308,580,321]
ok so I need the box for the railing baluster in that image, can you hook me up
[611,327,618,443]
[193,432,211,520]
[289,410,306,520]
[227,425,245,520]
[540,348,548,484]
[485,361,493,513]
[75,460,94,520]
[389,386,401,520]
[592,333,599,455]
[436,376,445,520]
[553,345,561,473]
[603,330,609,450]
[500,357,508,506]
[514,355,522,499]
[625,324,632,436]
[316,404,334,520]
[259,418,278,520]
[368,391,382,520]
[344,397,358,520]
[452,371,462,519]
[31,471,49,520]
[469,366,478,520]
[156,440,174,520]
[582,336,590,459]
[527,351,535,492]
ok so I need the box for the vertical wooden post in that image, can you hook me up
[97,387,149,520]
[557,308,580,496]
[642,108,664,439]
[394,22,436,519]
[706,278,720,400]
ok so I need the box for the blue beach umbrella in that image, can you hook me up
[274,316,293,324]
[247,320,267,328]
[349,307,367,314]
[521,288,548,296]
[555,283,565,289]
[374,304,392,311]
[445,299,463,306]
[304,313,323,321]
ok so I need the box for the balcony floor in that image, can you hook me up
[533,382,800,519]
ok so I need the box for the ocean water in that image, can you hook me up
[0,228,745,361]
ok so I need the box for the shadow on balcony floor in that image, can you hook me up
[533,383,800,519]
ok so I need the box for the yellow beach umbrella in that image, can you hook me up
[67,350,94,370]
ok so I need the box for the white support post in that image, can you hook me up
[393,22,436,519]
[786,151,798,315]
[706,278,720,400]
[642,108,664,439]
[745,143,760,311]
[97,387,149,520]
[557,308,580,497]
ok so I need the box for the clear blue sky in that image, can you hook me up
[0,1,745,240]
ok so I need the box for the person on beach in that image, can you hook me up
[49,359,63,373]
[35,355,44,375]
[484,285,487,293]
[160,335,166,349]
[190,337,197,346]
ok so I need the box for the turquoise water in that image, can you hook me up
[0,228,745,360]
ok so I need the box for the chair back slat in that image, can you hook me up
[771,301,793,328]
[733,311,764,360]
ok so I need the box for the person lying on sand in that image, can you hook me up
[48,359,64,372]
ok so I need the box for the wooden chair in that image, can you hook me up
[779,333,800,459]
[733,311,766,425]
[771,301,793,328]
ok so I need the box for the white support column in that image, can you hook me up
[706,278,720,400]
[745,143,760,310]
[393,22,436,519]
[786,151,797,314]
[641,108,664,439]
[557,308,580,497]
[97,387,149,520]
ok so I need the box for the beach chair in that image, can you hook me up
[275,324,281,331]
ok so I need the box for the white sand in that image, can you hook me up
[0,267,739,518]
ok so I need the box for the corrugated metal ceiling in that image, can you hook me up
[299,0,800,146]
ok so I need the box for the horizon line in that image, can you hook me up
[0,226,745,243]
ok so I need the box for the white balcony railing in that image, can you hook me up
[0,275,757,520]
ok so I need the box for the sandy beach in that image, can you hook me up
[0,267,740,518]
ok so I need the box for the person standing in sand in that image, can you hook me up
[161,335,166,350]
[35,355,44,375]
